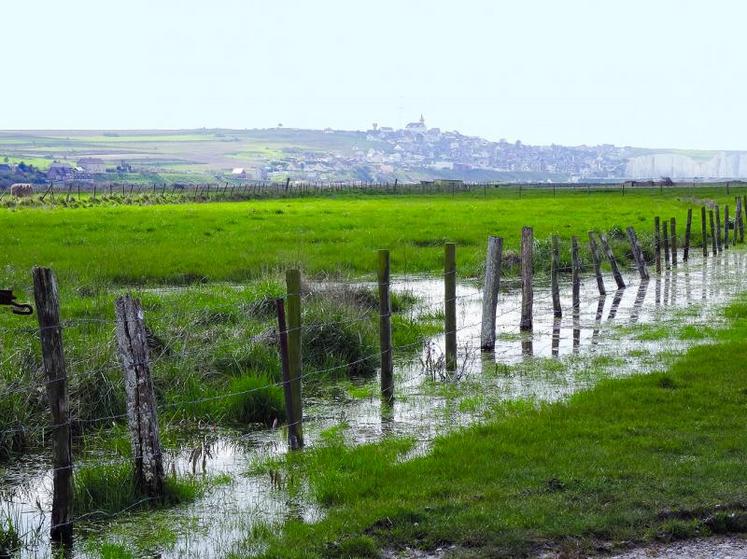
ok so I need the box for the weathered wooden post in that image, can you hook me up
[715,204,722,252]
[571,236,581,309]
[670,217,678,267]
[276,298,301,450]
[551,235,562,317]
[377,250,394,401]
[444,243,457,371]
[599,233,626,289]
[626,226,649,280]
[662,220,670,268]
[114,295,165,500]
[701,206,708,257]
[684,208,692,262]
[588,232,606,295]
[736,197,744,243]
[520,227,533,331]
[709,209,717,256]
[724,205,730,249]
[480,237,503,350]
[654,216,662,274]
[285,270,304,448]
[32,267,73,548]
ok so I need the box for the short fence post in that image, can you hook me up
[32,267,73,548]
[684,208,692,262]
[285,270,304,448]
[377,250,394,402]
[480,237,503,350]
[626,226,649,280]
[520,227,533,331]
[571,236,581,309]
[588,231,606,295]
[444,243,457,371]
[654,216,662,273]
[709,209,717,256]
[670,217,678,267]
[276,298,301,450]
[551,235,562,317]
[114,295,165,500]
[701,206,708,257]
[715,204,722,252]
[599,233,626,289]
[724,205,730,249]
[662,220,670,268]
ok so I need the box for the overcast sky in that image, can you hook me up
[2,0,744,150]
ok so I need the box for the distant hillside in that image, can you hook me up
[1,127,745,183]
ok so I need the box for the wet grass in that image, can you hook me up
[249,295,747,558]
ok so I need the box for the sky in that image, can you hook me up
[2,0,745,150]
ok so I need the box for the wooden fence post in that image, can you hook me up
[724,205,730,249]
[551,235,562,317]
[285,270,304,448]
[709,209,717,256]
[114,295,165,500]
[276,298,301,450]
[571,236,581,309]
[444,243,457,371]
[626,226,649,280]
[480,237,503,350]
[520,227,533,331]
[662,220,670,268]
[740,197,746,243]
[684,208,692,262]
[701,206,708,257]
[654,216,662,273]
[599,233,626,289]
[715,204,722,252]
[378,250,394,401]
[32,267,73,548]
[588,231,606,295]
[736,197,744,243]
[670,217,678,267]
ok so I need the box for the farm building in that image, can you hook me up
[47,163,76,182]
[76,158,107,173]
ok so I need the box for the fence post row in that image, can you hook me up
[32,267,73,548]
[114,295,165,500]
[285,270,304,449]
[480,236,503,351]
[378,250,394,401]
[520,227,534,331]
[551,235,562,317]
[444,243,457,371]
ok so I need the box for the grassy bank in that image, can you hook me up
[246,296,747,558]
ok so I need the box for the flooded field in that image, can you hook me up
[2,249,746,558]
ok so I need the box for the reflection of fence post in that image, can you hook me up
[32,267,73,548]
[377,250,394,402]
[480,237,503,350]
[599,233,626,289]
[571,236,581,309]
[285,270,304,448]
[684,208,692,262]
[701,206,708,257]
[276,298,301,450]
[588,232,606,296]
[626,226,649,280]
[444,243,457,371]
[520,227,533,331]
[114,295,165,500]
[551,235,562,316]
[654,217,661,273]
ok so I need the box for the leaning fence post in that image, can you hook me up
[285,270,304,448]
[670,217,678,267]
[520,227,534,331]
[114,295,165,500]
[571,236,581,309]
[588,231,606,295]
[599,233,626,289]
[377,250,394,401]
[626,226,649,280]
[724,205,730,249]
[444,243,457,371]
[715,204,722,252]
[684,208,692,262]
[654,216,662,273]
[709,208,717,256]
[551,235,562,317]
[32,267,73,548]
[276,298,301,450]
[701,206,708,257]
[480,237,503,350]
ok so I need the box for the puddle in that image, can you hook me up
[2,251,746,557]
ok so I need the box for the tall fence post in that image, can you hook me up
[736,197,744,243]
[662,220,670,268]
[740,196,746,243]
[480,236,503,350]
[715,204,722,252]
[285,270,304,448]
[571,236,581,309]
[551,235,562,317]
[670,217,678,267]
[32,267,73,548]
[684,208,692,262]
[377,250,394,401]
[599,233,626,289]
[520,227,534,331]
[114,295,165,500]
[701,206,708,257]
[654,216,662,274]
[588,231,606,295]
[276,298,301,450]
[724,205,730,249]
[709,209,717,256]
[626,226,649,280]
[444,243,457,371]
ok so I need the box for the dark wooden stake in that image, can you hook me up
[588,231,606,295]
[276,298,301,450]
[285,270,304,448]
[654,216,661,273]
[599,233,626,289]
[670,217,678,267]
[709,209,717,256]
[662,220,670,268]
[551,235,562,317]
[378,250,394,401]
[684,208,692,262]
[520,227,534,331]
[571,236,581,309]
[626,226,649,280]
[715,204,722,252]
[444,243,457,371]
[724,205,730,249]
[480,237,503,350]
[701,206,708,257]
